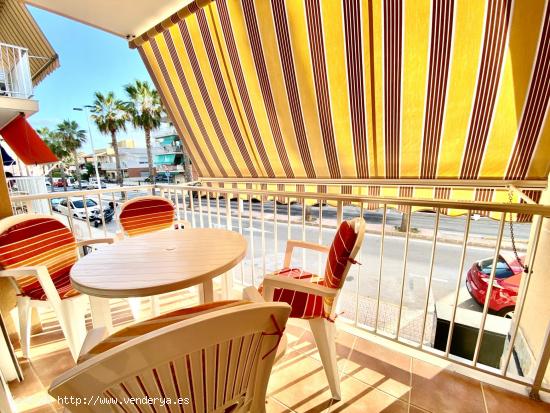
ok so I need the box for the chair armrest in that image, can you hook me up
[0,266,61,304]
[76,238,115,248]
[284,240,330,267]
[0,267,42,279]
[243,286,265,302]
[262,274,337,301]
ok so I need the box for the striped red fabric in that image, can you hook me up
[119,197,176,237]
[264,220,359,319]
[0,217,79,301]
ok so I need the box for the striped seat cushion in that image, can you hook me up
[0,217,80,301]
[261,268,325,319]
[262,220,359,319]
[119,197,175,236]
[322,220,359,315]
[79,300,249,363]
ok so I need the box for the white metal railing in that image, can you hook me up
[0,43,32,99]
[7,182,550,396]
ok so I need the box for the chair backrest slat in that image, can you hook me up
[50,302,291,413]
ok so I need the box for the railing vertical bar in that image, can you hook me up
[249,194,255,285]
[189,189,196,228]
[216,194,221,227]
[287,197,291,243]
[395,206,412,339]
[237,194,243,235]
[110,192,119,236]
[174,186,181,222]
[374,204,387,333]
[336,201,343,226]
[274,196,278,267]
[261,197,266,276]
[445,211,472,357]
[82,194,92,239]
[198,190,204,228]
[318,200,323,276]
[301,197,306,268]
[97,192,107,237]
[502,215,543,375]
[355,202,365,327]
[47,197,53,215]
[473,214,507,366]
[419,208,441,347]
[66,196,75,234]
[207,191,212,228]
[182,189,188,223]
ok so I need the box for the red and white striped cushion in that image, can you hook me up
[0,217,80,300]
[119,197,175,236]
[264,268,325,319]
[264,220,359,319]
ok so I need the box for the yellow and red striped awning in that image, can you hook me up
[132,0,549,220]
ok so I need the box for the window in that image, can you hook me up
[72,199,97,209]
[60,200,67,207]
[479,256,515,279]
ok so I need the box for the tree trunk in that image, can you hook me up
[111,130,123,187]
[181,140,192,182]
[145,128,155,185]
[73,148,82,189]
[61,166,67,192]
[399,211,409,232]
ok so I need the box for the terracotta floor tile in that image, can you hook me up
[410,359,485,413]
[482,384,550,413]
[328,374,409,413]
[345,336,411,401]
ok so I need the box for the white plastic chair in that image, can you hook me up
[49,301,291,413]
[0,214,114,361]
[117,195,191,319]
[246,218,366,400]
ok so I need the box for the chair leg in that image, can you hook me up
[16,296,31,359]
[57,299,87,361]
[127,297,142,321]
[308,318,341,400]
[0,370,16,413]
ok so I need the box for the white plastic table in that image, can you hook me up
[70,228,247,333]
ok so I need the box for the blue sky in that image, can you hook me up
[27,6,153,153]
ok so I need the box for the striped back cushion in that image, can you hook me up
[322,220,361,316]
[79,300,249,362]
[0,217,79,300]
[119,197,175,236]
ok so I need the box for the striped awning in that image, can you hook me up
[133,0,549,221]
[0,0,59,85]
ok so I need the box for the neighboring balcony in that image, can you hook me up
[0,43,37,128]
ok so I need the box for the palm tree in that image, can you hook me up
[39,128,70,191]
[90,91,128,186]
[56,120,87,189]
[124,80,163,183]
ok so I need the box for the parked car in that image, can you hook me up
[86,181,107,189]
[50,198,62,212]
[466,254,525,318]
[57,197,101,220]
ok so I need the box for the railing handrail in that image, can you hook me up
[0,42,29,52]
[156,183,550,216]
[9,185,154,202]
[198,177,548,190]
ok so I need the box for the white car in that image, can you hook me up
[57,197,101,220]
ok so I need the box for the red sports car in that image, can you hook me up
[466,254,525,318]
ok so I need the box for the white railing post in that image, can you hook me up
[530,321,550,400]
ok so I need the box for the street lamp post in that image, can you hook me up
[73,106,101,188]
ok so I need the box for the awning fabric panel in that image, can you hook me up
[135,0,550,182]
[0,115,57,164]
[0,0,59,85]
[1,144,14,165]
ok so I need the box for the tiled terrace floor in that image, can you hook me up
[6,287,550,413]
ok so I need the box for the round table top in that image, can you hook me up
[70,228,247,298]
